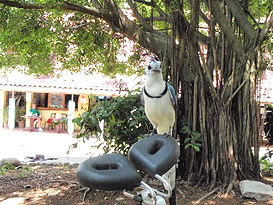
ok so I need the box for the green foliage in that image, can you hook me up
[260,157,273,175]
[181,125,202,152]
[0,163,31,177]
[264,105,273,145]
[73,94,152,154]
[0,163,15,175]
[0,6,55,74]
[17,166,31,178]
[0,0,271,77]
[249,0,273,20]
[0,4,138,76]
[15,106,26,122]
[260,150,273,176]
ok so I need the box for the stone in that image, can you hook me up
[0,158,22,167]
[35,154,45,161]
[116,197,125,201]
[240,180,273,202]
[0,197,25,204]
[39,160,60,165]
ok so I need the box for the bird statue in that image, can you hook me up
[141,57,177,136]
[141,57,177,205]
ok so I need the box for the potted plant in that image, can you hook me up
[15,107,26,128]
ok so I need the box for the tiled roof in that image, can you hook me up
[0,71,142,96]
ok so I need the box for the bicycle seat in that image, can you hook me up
[128,134,180,177]
[77,153,142,191]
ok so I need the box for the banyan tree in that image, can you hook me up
[0,0,273,188]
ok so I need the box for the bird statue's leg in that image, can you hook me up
[148,128,156,137]
[164,126,173,138]
[149,125,157,137]
[164,132,170,138]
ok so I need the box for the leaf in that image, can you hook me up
[192,131,202,139]
[185,144,191,149]
[194,143,202,147]
[72,118,82,126]
[181,126,191,134]
[184,137,191,144]
[193,146,200,152]
[81,111,90,118]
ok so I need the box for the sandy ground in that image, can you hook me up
[0,127,103,164]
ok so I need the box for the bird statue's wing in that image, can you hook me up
[140,88,145,106]
[167,83,177,110]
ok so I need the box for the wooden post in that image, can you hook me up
[25,92,33,128]
[0,91,7,127]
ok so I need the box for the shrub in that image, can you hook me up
[73,94,152,154]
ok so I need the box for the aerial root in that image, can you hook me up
[82,188,91,202]
[47,179,80,185]
[75,187,89,193]
[193,186,221,204]
[224,180,237,198]
[224,182,233,198]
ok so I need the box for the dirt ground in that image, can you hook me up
[0,164,273,205]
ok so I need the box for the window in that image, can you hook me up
[65,94,79,109]
[34,93,79,109]
[35,93,49,108]
[48,93,65,108]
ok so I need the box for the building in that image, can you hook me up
[0,70,142,132]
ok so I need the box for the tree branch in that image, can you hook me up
[133,0,168,21]
[62,1,102,18]
[127,0,152,30]
[258,11,273,45]
[224,0,256,40]
[0,0,43,9]
[209,0,246,62]
[0,0,104,18]
[133,0,156,7]
[224,78,247,107]
[90,0,103,12]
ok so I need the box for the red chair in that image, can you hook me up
[44,113,56,131]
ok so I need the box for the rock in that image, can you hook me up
[0,158,22,167]
[22,158,34,164]
[39,160,60,165]
[240,180,273,202]
[116,197,125,201]
[35,154,45,161]
[0,197,25,204]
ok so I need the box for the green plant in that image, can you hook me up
[73,93,152,154]
[181,125,202,152]
[15,106,26,123]
[260,150,273,176]
[0,163,15,175]
[17,166,31,178]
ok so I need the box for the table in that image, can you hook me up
[22,116,42,131]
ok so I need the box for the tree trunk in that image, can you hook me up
[1,0,270,188]
[171,2,262,186]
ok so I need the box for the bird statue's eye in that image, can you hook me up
[148,65,152,70]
